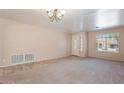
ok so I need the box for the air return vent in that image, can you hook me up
[25,54,34,62]
[11,54,34,64]
[11,55,24,64]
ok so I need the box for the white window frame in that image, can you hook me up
[80,35,83,52]
[96,32,119,53]
[74,39,77,49]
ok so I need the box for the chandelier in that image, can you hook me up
[46,9,66,22]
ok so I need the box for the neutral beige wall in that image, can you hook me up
[0,19,8,64]
[0,18,72,66]
[88,27,124,61]
[0,29,2,63]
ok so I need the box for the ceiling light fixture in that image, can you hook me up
[46,9,66,22]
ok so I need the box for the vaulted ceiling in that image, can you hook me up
[0,9,124,32]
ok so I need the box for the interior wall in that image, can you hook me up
[0,28,2,63]
[0,18,72,66]
[0,19,7,65]
[88,27,124,61]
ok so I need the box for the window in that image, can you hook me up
[80,35,83,52]
[74,39,77,49]
[96,33,119,52]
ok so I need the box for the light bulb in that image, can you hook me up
[60,10,66,15]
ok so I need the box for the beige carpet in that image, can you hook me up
[0,56,124,84]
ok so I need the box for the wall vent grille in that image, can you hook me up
[25,54,34,62]
[11,55,24,64]
[11,54,34,64]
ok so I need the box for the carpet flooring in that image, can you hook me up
[0,56,124,84]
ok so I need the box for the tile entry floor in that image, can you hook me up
[0,56,124,84]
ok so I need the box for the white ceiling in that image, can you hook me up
[0,9,124,32]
